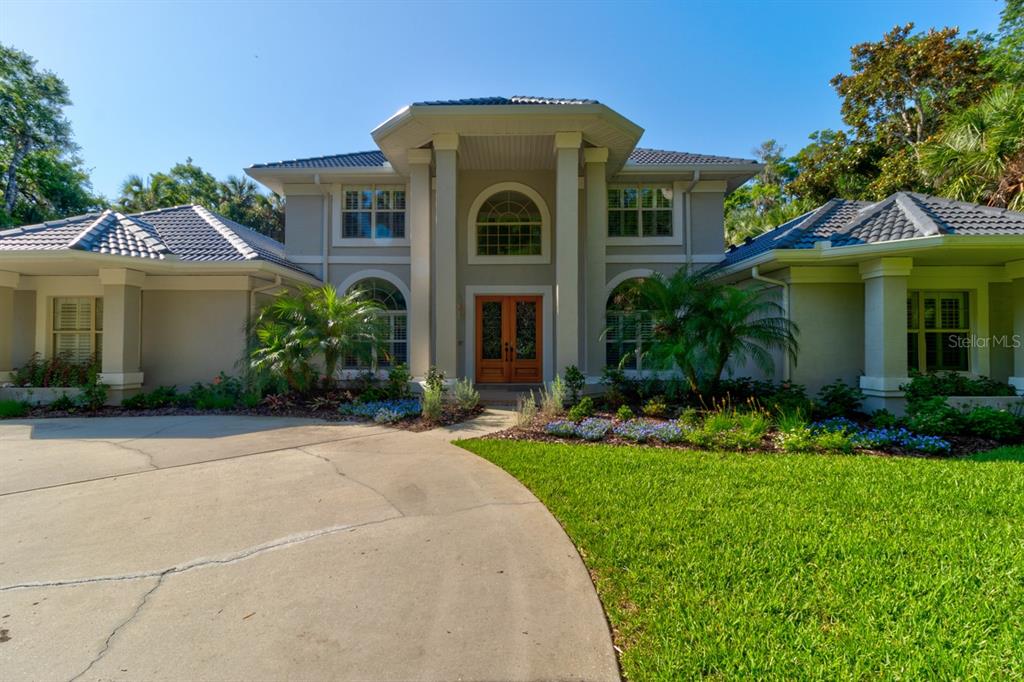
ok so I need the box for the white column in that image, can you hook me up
[583,147,607,377]
[1008,261,1024,393]
[0,271,18,382]
[859,258,912,410]
[99,268,145,390]
[407,148,432,380]
[432,133,458,378]
[554,131,582,374]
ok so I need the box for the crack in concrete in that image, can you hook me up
[67,575,165,682]
[295,447,407,517]
[0,500,540,593]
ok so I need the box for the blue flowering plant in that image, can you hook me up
[340,398,421,421]
[812,417,951,455]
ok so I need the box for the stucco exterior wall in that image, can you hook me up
[988,281,1014,382]
[12,290,36,367]
[284,194,324,256]
[690,192,725,256]
[140,290,249,388]
[788,282,864,395]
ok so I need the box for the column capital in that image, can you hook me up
[0,271,20,289]
[583,147,608,164]
[1005,260,1024,280]
[859,257,913,280]
[408,148,433,165]
[554,131,583,150]
[99,268,146,288]
[432,132,459,152]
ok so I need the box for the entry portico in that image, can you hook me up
[248,96,760,384]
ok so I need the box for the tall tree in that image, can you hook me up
[0,44,98,225]
[984,0,1024,83]
[921,85,1024,210]
[724,140,811,244]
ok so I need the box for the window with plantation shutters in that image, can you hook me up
[907,291,969,372]
[605,280,653,371]
[53,297,102,366]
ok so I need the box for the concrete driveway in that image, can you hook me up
[0,414,618,681]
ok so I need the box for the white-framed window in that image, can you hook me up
[53,297,103,366]
[605,280,653,371]
[343,278,408,368]
[907,291,970,372]
[341,185,406,241]
[608,186,673,240]
[467,182,551,265]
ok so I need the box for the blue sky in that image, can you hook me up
[0,0,1003,199]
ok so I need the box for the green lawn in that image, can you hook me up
[458,440,1024,680]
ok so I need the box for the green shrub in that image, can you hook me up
[642,396,669,418]
[563,365,585,404]
[539,376,567,418]
[49,393,77,412]
[76,368,108,411]
[146,385,180,408]
[678,407,700,427]
[12,352,98,388]
[121,393,149,409]
[0,399,29,419]
[567,396,594,421]
[870,409,900,429]
[615,404,635,421]
[778,424,816,452]
[353,370,388,403]
[963,406,1022,441]
[384,364,412,399]
[812,429,856,453]
[516,391,538,427]
[425,366,447,397]
[905,396,965,437]
[453,377,480,411]
[421,384,444,422]
[600,366,632,408]
[902,371,1016,405]
[814,379,865,418]
[696,408,770,450]
[185,373,245,411]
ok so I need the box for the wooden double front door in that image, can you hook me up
[475,295,542,383]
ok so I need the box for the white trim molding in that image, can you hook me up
[336,269,412,306]
[605,268,655,298]
[467,181,551,265]
[464,284,554,383]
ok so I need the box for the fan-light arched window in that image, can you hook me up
[475,190,543,257]
[605,280,653,371]
[344,278,407,368]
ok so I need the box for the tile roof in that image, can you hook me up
[721,192,1024,267]
[0,205,306,274]
[250,150,388,170]
[413,96,598,106]
[628,147,758,165]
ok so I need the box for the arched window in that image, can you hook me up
[468,183,550,264]
[605,280,653,371]
[344,278,407,368]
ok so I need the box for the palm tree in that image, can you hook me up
[624,268,798,392]
[921,85,1024,210]
[248,285,387,393]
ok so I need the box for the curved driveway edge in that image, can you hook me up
[0,413,619,681]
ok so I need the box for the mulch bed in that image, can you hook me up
[11,403,485,431]
[484,413,1004,458]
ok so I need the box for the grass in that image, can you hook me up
[458,439,1024,680]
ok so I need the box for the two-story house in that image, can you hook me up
[246,96,760,384]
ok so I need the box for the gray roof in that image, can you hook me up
[721,192,1024,267]
[628,147,757,165]
[0,205,305,274]
[252,146,755,171]
[413,96,598,106]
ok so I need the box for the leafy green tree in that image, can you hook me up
[617,269,798,392]
[0,44,99,226]
[984,0,1024,83]
[921,85,1024,210]
[117,160,284,239]
[725,140,813,244]
[249,285,387,394]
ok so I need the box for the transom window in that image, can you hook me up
[341,185,406,240]
[53,297,102,366]
[608,186,673,239]
[907,291,969,372]
[344,278,407,368]
[475,190,543,257]
[605,280,653,371]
